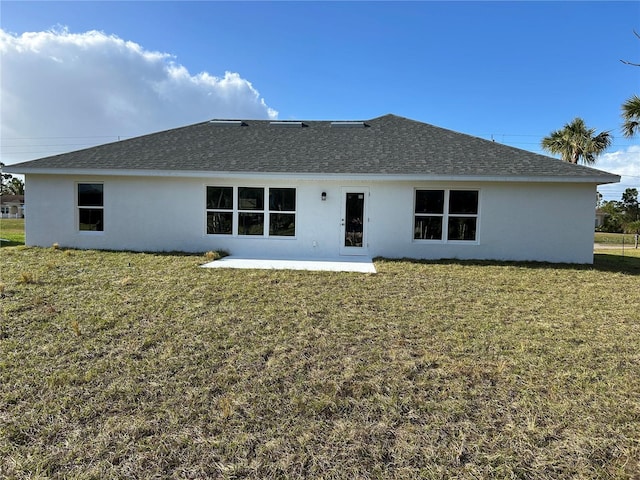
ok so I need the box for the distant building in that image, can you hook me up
[595,208,608,229]
[0,194,24,218]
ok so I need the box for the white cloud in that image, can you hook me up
[596,146,640,201]
[0,28,277,165]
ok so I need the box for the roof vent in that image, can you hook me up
[330,121,367,128]
[269,121,305,128]
[209,120,246,126]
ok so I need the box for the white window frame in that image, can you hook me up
[413,188,480,243]
[237,187,267,236]
[206,186,234,236]
[205,186,297,238]
[77,182,104,234]
[266,187,297,238]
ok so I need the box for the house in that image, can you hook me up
[0,194,25,218]
[595,208,608,229]
[5,114,619,264]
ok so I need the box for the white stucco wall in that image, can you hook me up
[23,174,597,263]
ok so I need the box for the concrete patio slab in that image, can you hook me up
[201,256,376,273]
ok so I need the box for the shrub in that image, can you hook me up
[204,250,228,261]
[18,272,36,284]
[624,220,640,235]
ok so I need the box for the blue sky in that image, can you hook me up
[1,1,639,199]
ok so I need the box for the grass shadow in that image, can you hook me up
[0,239,24,248]
[592,253,640,275]
[375,254,640,276]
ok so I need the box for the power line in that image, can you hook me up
[1,143,106,148]
[2,139,636,150]
[0,135,127,140]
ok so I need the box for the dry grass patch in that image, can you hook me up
[1,246,639,479]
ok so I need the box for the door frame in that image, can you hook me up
[339,187,369,256]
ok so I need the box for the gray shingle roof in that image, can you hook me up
[6,114,620,182]
[0,195,25,204]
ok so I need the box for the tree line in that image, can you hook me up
[598,188,640,234]
[0,162,25,196]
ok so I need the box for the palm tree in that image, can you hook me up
[541,118,612,165]
[622,94,640,138]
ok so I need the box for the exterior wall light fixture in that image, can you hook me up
[321,192,327,201]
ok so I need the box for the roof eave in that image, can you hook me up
[9,167,621,185]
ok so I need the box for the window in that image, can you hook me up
[78,183,104,231]
[206,186,233,234]
[414,189,478,241]
[414,190,444,240]
[447,190,478,241]
[269,188,296,236]
[238,187,265,235]
[206,186,296,237]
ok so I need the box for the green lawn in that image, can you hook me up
[1,246,639,478]
[0,218,25,246]
[595,231,640,246]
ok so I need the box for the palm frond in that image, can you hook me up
[622,95,640,138]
